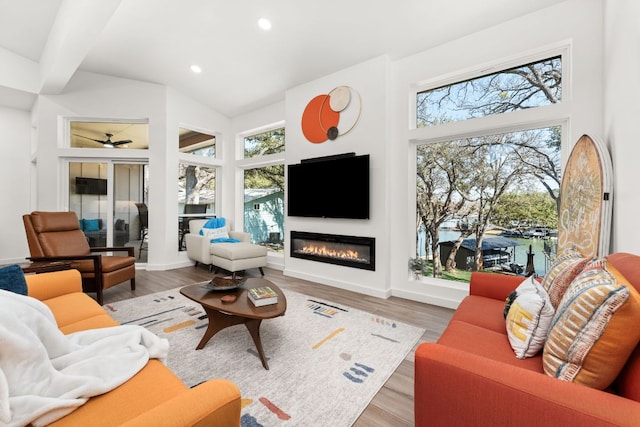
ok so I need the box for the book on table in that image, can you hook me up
[248,286,278,307]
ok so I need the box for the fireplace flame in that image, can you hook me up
[299,244,362,261]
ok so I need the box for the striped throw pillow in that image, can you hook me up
[541,247,590,308]
[542,258,640,389]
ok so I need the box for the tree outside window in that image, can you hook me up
[415,56,562,281]
[242,127,285,252]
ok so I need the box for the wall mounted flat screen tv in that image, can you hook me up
[287,153,370,219]
[76,177,108,195]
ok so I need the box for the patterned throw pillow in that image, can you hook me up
[542,258,640,389]
[199,218,229,240]
[541,247,590,308]
[201,226,229,241]
[505,276,555,359]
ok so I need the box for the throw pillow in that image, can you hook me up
[83,218,100,232]
[541,247,590,308]
[0,264,28,295]
[201,217,225,230]
[202,226,230,241]
[505,276,555,359]
[542,258,640,389]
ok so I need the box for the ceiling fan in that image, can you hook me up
[74,133,132,148]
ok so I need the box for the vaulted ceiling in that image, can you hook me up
[0,0,567,117]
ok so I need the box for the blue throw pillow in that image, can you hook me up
[210,238,240,243]
[84,219,100,232]
[0,264,28,295]
[203,217,225,228]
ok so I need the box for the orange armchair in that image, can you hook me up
[23,211,135,305]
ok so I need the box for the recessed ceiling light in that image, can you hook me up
[190,64,202,74]
[258,18,272,31]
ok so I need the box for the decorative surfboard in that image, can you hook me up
[557,134,613,258]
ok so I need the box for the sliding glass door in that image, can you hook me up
[68,161,148,262]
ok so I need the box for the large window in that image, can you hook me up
[177,128,218,251]
[242,127,285,252]
[413,55,563,282]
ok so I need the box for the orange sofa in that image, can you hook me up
[25,269,241,427]
[415,252,640,426]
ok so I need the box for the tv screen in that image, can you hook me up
[287,153,370,219]
[76,177,107,195]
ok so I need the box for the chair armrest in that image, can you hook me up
[415,343,640,426]
[26,269,83,301]
[90,246,135,257]
[469,271,525,300]
[185,233,213,262]
[229,231,250,242]
[118,379,241,427]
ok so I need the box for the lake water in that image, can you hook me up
[418,229,554,276]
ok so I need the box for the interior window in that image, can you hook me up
[70,121,149,149]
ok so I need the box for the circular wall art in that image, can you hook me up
[301,86,361,144]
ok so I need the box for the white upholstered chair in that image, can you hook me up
[185,218,267,278]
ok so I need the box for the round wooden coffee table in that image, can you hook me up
[180,278,287,370]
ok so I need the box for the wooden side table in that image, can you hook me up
[21,261,73,274]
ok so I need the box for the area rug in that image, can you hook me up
[106,285,425,427]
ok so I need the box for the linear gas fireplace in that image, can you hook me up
[290,231,375,271]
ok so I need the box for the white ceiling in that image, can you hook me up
[0,0,567,117]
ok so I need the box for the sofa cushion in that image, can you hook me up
[42,292,114,330]
[0,264,28,295]
[541,247,590,308]
[505,276,555,359]
[543,258,640,389]
[47,360,188,427]
[210,242,268,260]
[437,320,543,372]
[451,295,508,334]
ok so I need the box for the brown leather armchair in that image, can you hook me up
[23,211,136,305]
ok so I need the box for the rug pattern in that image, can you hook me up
[106,286,424,426]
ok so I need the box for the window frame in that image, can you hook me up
[408,45,571,286]
[236,122,286,252]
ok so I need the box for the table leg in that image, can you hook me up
[245,319,269,370]
[195,308,271,370]
[196,308,245,350]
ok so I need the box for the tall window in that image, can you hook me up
[414,55,562,282]
[178,164,216,212]
[242,127,285,252]
[177,128,217,251]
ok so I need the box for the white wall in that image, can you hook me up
[0,106,31,263]
[284,56,391,297]
[604,0,640,253]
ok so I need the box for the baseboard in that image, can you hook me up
[283,268,391,299]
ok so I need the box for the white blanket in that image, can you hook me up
[0,289,169,427]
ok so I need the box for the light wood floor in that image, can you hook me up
[103,266,455,427]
